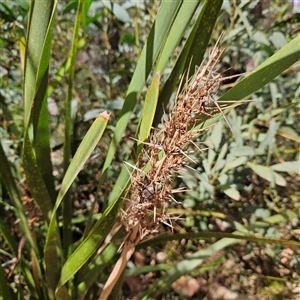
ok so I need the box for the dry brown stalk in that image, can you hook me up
[99,40,243,299]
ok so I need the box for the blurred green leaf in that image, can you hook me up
[120,33,135,45]
[210,122,222,150]
[272,171,287,187]
[223,156,247,172]
[231,146,255,156]
[278,126,299,141]
[0,263,15,300]
[102,2,131,23]
[247,162,287,187]
[269,31,287,49]
[252,31,270,46]
[271,161,300,173]
[257,119,279,154]
[223,187,241,200]
[62,0,78,14]
[125,264,173,277]
[0,2,16,22]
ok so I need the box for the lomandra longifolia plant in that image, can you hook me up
[100,41,239,299]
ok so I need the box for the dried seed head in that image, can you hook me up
[121,38,242,246]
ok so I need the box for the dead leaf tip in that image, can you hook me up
[99,111,110,120]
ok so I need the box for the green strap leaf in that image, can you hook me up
[55,198,123,300]
[44,112,110,298]
[23,0,57,131]
[137,231,299,250]
[23,0,58,218]
[199,35,300,129]
[220,35,300,102]
[76,244,118,297]
[154,0,224,125]
[35,94,57,205]
[23,133,54,221]
[154,1,199,74]
[138,71,160,148]
[63,0,84,262]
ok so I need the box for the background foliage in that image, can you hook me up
[0,1,299,299]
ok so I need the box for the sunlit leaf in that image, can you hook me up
[44,112,110,297]
[271,161,300,173]
[224,187,241,201]
[247,162,287,187]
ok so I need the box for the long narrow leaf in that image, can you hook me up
[220,35,300,102]
[23,0,58,219]
[154,0,224,125]
[154,1,199,74]
[76,244,118,297]
[199,35,300,128]
[35,95,56,205]
[23,134,54,221]
[55,197,122,300]
[44,111,110,297]
[0,217,18,257]
[63,0,84,261]
[137,231,299,250]
[137,71,160,152]
[23,0,57,130]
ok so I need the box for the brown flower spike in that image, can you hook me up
[99,39,243,300]
[121,41,231,247]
